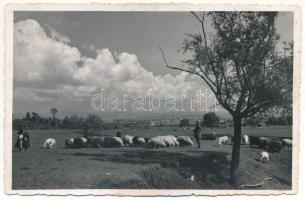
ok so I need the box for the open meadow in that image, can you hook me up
[12,126,292,189]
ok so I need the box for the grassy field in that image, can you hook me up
[12,126,292,189]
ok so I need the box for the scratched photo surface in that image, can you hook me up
[11,11,293,190]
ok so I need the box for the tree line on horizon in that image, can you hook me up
[13,109,291,131]
[12,108,104,131]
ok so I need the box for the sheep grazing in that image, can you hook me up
[242,135,249,145]
[42,138,56,149]
[73,137,87,148]
[131,136,146,147]
[132,136,140,146]
[122,135,133,146]
[201,132,216,140]
[177,136,193,146]
[258,137,270,149]
[282,139,292,149]
[218,136,229,147]
[144,137,150,144]
[136,137,146,147]
[72,138,83,148]
[260,151,269,163]
[167,135,179,146]
[150,135,179,147]
[148,137,166,149]
[249,136,260,148]
[282,138,292,149]
[155,136,171,147]
[268,140,282,152]
[65,138,74,148]
[86,136,104,148]
[103,137,124,147]
[81,137,87,145]
[165,136,176,147]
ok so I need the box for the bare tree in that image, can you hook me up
[160,11,287,187]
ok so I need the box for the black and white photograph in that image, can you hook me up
[4,3,300,195]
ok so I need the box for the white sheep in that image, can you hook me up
[218,136,229,147]
[103,137,124,147]
[260,151,269,163]
[42,138,56,149]
[148,137,166,148]
[80,137,87,146]
[282,139,292,149]
[113,137,124,146]
[172,137,180,146]
[167,135,179,146]
[243,135,249,145]
[123,135,133,146]
[157,136,175,147]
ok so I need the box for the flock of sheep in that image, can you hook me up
[45,134,195,149]
[218,135,292,163]
[40,133,292,164]
[218,135,292,150]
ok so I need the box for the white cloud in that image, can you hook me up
[14,19,210,112]
[14,19,81,85]
[50,28,71,44]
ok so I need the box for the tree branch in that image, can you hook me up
[190,11,203,23]
[241,100,273,118]
[159,46,217,94]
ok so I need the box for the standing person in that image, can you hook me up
[23,131,30,150]
[193,121,201,148]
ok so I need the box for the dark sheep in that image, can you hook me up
[268,140,282,152]
[259,137,270,149]
[177,136,193,146]
[144,137,150,143]
[103,137,123,147]
[282,139,292,149]
[65,138,74,148]
[249,136,260,148]
[86,136,96,147]
[132,136,140,146]
[201,133,216,140]
[132,136,145,147]
[86,136,104,148]
[229,135,246,145]
[73,137,86,148]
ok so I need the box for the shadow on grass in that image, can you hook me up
[63,150,232,189]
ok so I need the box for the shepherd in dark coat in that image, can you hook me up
[23,131,30,150]
[15,127,24,150]
[193,121,201,148]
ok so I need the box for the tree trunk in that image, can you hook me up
[230,115,242,188]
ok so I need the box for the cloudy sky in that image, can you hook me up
[13,12,293,118]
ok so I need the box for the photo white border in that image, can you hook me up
[1,0,302,196]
